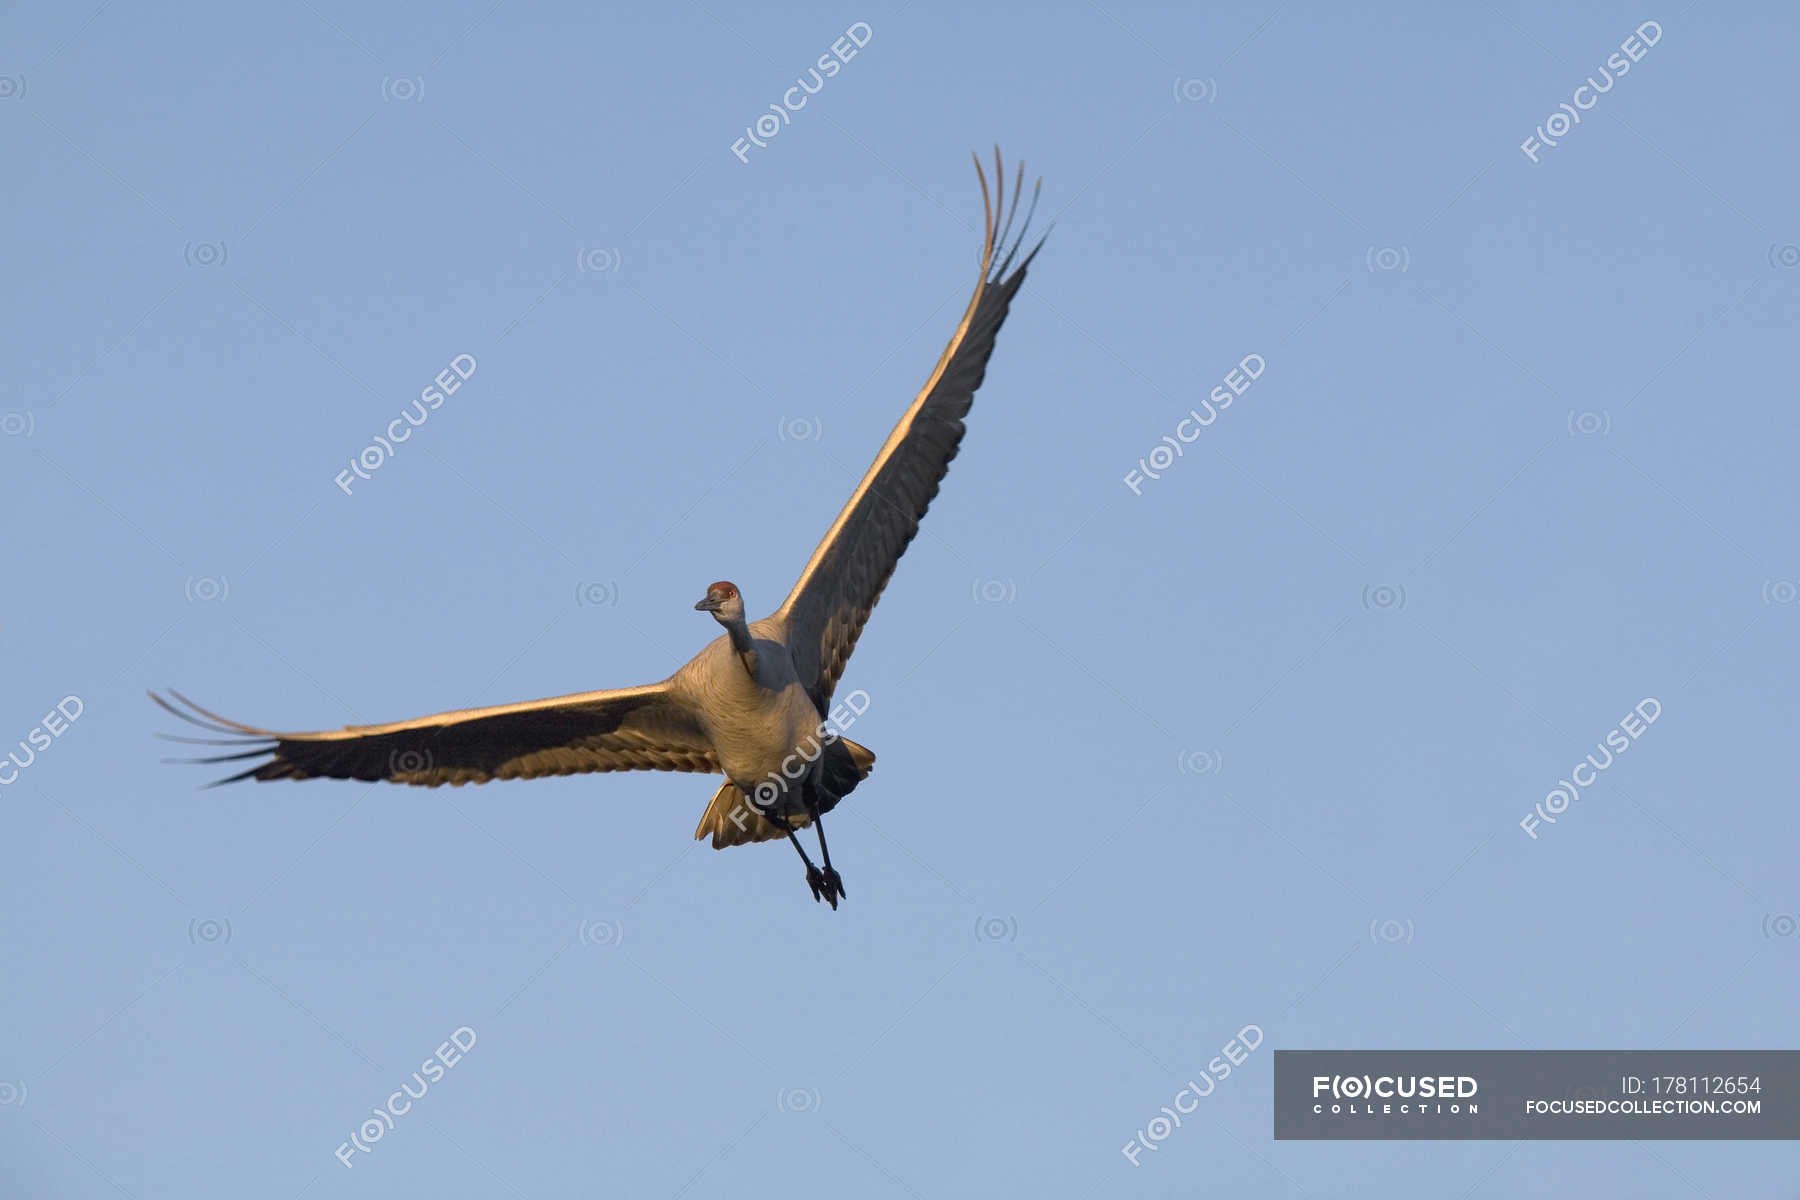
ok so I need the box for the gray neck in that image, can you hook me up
[724,618,758,678]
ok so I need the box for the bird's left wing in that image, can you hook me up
[773,150,1045,710]
[152,682,717,787]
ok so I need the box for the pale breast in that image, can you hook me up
[676,632,824,791]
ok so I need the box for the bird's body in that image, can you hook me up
[672,620,820,810]
[156,151,1045,908]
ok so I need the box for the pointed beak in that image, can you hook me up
[694,596,721,612]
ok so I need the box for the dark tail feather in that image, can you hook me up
[818,736,875,808]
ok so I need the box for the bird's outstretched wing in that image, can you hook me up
[152,683,717,787]
[774,149,1045,709]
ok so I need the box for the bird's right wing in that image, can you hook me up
[774,150,1044,710]
[152,682,717,787]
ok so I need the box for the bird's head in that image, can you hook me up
[693,580,745,624]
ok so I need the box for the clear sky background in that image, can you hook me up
[5,2,1798,1196]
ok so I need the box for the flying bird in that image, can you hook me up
[154,151,1045,909]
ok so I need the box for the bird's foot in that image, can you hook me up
[803,864,844,909]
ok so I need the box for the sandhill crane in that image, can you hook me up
[155,151,1045,909]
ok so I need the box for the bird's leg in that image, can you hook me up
[805,780,845,906]
[764,809,829,906]
[788,828,829,906]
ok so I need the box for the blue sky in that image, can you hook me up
[5,2,1798,1196]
